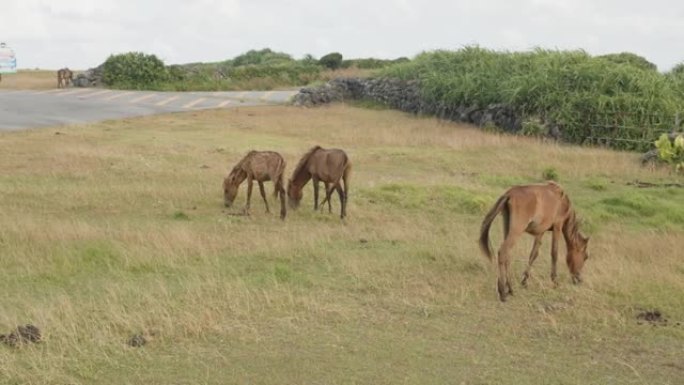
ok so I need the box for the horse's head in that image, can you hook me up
[287,178,302,209]
[223,176,239,207]
[567,234,590,284]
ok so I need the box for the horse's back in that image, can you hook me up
[311,148,348,181]
[506,182,568,232]
[245,150,286,181]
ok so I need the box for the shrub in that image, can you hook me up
[542,167,559,181]
[382,47,684,150]
[102,52,169,88]
[231,48,294,67]
[319,52,343,70]
[655,134,684,173]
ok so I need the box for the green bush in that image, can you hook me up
[597,52,658,71]
[382,47,683,150]
[231,48,294,67]
[542,167,559,181]
[655,134,684,172]
[102,52,169,88]
[319,52,343,70]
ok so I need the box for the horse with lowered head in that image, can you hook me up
[479,181,590,302]
[223,150,287,219]
[287,145,351,219]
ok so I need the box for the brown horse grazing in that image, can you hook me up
[57,68,73,88]
[479,182,590,302]
[287,146,351,219]
[223,150,287,219]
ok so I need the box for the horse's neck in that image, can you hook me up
[230,169,247,185]
[292,168,311,187]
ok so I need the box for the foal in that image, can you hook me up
[223,150,287,219]
[479,182,590,301]
[287,145,351,219]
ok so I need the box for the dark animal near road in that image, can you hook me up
[57,68,73,88]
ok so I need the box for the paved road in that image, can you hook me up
[0,88,298,131]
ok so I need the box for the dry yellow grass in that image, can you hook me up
[0,104,683,384]
[0,69,65,90]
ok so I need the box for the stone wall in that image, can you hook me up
[73,64,104,87]
[293,77,523,133]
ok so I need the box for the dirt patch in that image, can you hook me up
[636,310,668,325]
[0,324,42,347]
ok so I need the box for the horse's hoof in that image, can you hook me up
[521,274,529,287]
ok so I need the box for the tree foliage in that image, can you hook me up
[102,52,169,88]
[231,48,293,67]
[319,52,343,70]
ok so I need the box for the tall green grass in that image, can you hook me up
[383,47,684,150]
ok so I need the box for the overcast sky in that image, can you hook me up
[1,0,683,71]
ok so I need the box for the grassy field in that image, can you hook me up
[0,104,683,384]
[0,70,59,90]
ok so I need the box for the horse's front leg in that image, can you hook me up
[336,184,346,219]
[319,183,334,212]
[244,176,253,214]
[258,181,270,213]
[521,234,543,287]
[313,177,320,210]
[550,226,561,285]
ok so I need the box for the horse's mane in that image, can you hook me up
[562,207,584,248]
[227,151,256,182]
[291,145,322,179]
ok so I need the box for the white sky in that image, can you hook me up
[1,0,683,71]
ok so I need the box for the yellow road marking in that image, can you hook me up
[103,92,133,101]
[182,97,206,109]
[130,93,156,103]
[156,95,180,106]
[217,99,232,108]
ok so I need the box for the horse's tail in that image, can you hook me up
[274,157,286,199]
[479,193,509,261]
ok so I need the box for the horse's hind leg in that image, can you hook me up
[326,183,332,213]
[336,184,345,219]
[497,228,523,302]
[320,183,334,212]
[258,181,270,213]
[521,234,543,287]
[550,226,561,285]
